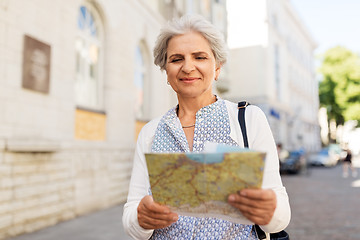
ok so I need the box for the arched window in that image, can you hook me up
[75,4,103,109]
[134,42,150,139]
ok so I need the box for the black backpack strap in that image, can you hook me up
[238,101,289,240]
[253,224,267,239]
[237,101,250,148]
[238,101,267,240]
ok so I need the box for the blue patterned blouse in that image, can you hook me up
[150,99,257,240]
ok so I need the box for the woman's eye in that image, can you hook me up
[196,56,207,60]
[170,58,182,63]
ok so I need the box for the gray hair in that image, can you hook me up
[153,15,228,71]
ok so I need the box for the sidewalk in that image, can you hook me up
[9,204,132,240]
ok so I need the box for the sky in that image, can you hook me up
[290,0,360,55]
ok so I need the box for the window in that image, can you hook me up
[134,43,150,140]
[75,4,103,109]
[134,46,145,120]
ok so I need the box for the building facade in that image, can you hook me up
[225,0,321,152]
[0,0,169,238]
[0,0,227,238]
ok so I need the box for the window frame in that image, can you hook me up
[134,41,151,121]
[75,2,105,111]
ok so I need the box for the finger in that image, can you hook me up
[139,212,178,229]
[140,199,173,218]
[233,203,265,216]
[228,194,275,210]
[140,208,178,223]
[239,189,275,201]
[228,197,271,216]
[242,211,273,225]
[147,203,172,215]
[141,196,172,214]
[241,202,274,225]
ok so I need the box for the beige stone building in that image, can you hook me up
[225,0,321,152]
[0,0,227,238]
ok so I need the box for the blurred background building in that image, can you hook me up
[225,0,321,152]
[0,0,319,239]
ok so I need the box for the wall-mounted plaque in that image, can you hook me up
[22,35,51,93]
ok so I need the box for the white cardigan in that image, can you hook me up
[123,100,291,239]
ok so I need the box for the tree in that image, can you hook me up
[318,47,360,139]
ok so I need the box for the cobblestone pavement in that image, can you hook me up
[282,156,360,240]
[9,157,360,240]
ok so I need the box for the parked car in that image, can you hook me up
[308,144,345,167]
[280,150,306,174]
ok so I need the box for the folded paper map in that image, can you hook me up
[145,149,265,224]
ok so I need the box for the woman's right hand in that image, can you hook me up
[137,195,179,229]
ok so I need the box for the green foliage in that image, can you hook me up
[318,46,360,126]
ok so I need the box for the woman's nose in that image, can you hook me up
[181,59,195,73]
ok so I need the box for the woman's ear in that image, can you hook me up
[215,65,221,81]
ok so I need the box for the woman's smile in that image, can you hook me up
[179,77,200,83]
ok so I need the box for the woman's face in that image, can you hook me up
[165,31,221,99]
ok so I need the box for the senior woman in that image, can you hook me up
[123,15,291,239]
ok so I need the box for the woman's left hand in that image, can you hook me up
[228,189,276,225]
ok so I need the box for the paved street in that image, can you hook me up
[282,157,360,240]
[9,158,360,240]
